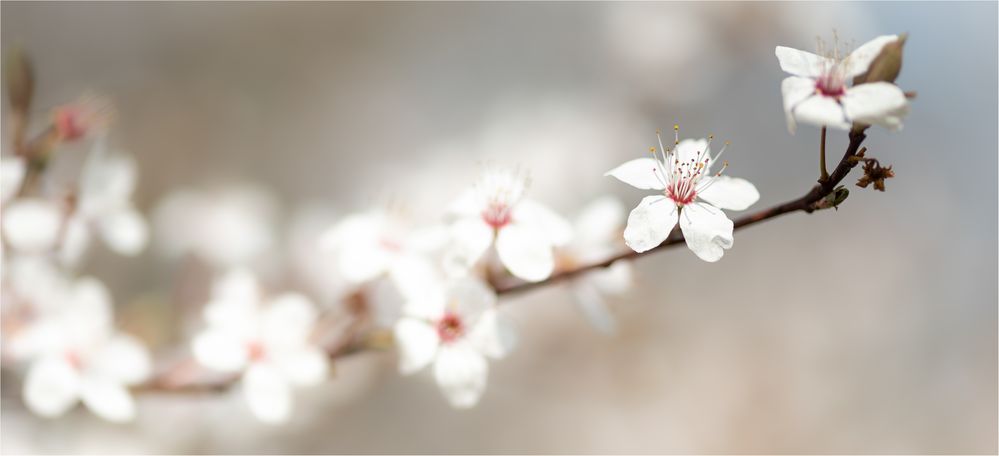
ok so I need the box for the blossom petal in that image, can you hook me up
[514,199,573,246]
[192,329,249,372]
[495,222,555,282]
[571,279,617,334]
[843,35,899,78]
[260,293,317,350]
[589,260,633,295]
[679,202,734,262]
[466,308,517,359]
[2,199,63,253]
[243,363,292,424]
[23,357,81,418]
[444,217,493,275]
[80,378,136,423]
[433,342,489,409]
[673,138,710,164]
[59,215,92,267]
[775,46,831,78]
[604,158,666,191]
[792,95,851,131]
[90,334,152,385]
[448,277,498,324]
[573,196,625,246]
[781,76,818,134]
[1,156,26,203]
[697,176,760,211]
[841,82,909,131]
[393,318,440,375]
[98,207,148,256]
[623,195,677,253]
[272,347,329,386]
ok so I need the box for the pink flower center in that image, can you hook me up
[815,73,846,98]
[436,312,465,343]
[247,341,266,361]
[64,350,84,370]
[481,203,512,229]
[664,156,710,207]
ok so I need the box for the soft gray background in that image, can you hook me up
[2,2,996,454]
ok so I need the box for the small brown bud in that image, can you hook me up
[853,33,907,85]
[4,48,34,114]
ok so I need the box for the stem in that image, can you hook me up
[819,127,829,183]
[137,128,870,393]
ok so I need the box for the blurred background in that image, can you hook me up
[1,1,996,454]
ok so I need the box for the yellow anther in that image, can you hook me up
[673,124,679,131]
[649,146,656,153]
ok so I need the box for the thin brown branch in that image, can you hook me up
[494,128,869,297]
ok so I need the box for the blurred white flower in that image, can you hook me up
[560,197,633,334]
[320,209,447,294]
[607,132,759,262]
[393,277,516,408]
[447,168,572,282]
[777,34,909,133]
[20,277,151,423]
[192,269,329,424]
[2,156,26,203]
[61,139,148,266]
[2,198,63,253]
[152,185,276,268]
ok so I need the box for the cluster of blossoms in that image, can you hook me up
[0,32,911,425]
[1,95,152,422]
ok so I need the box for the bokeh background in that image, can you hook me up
[1,1,996,454]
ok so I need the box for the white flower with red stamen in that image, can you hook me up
[606,129,760,262]
[192,269,329,424]
[446,168,572,282]
[777,34,909,133]
[393,277,516,408]
[61,139,148,266]
[561,196,633,334]
[19,277,151,422]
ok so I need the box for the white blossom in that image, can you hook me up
[777,34,909,133]
[393,277,516,408]
[446,168,572,282]
[606,131,759,262]
[561,196,633,334]
[19,276,151,422]
[2,198,63,253]
[2,156,26,204]
[192,269,329,424]
[61,139,148,266]
[152,185,276,268]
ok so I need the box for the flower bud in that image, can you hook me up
[4,48,34,115]
[853,33,907,85]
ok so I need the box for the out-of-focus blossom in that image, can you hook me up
[320,209,447,296]
[560,197,633,334]
[393,277,516,408]
[192,269,329,424]
[777,34,909,133]
[2,156,26,203]
[152,185,276,268]
[607,132,759,261]
[19,277,151,422]
[2,198,63,253]
[51,94,114,142]
[446,168,572,282]
[61,139,148,265]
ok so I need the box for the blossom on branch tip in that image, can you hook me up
[191,269,329,424]
[393,277,516,408]
[777,34,909,133]
[446,168,572,282]
[606,129,759,262]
